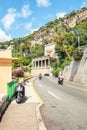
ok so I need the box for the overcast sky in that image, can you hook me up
[0,0,87,42]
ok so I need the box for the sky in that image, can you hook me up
[0,0,87,42]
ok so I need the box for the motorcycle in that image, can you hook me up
[58,77,64,85]
[15,83,25,103]
[39,74,42,80]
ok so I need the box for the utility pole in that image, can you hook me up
[73,30,80,52]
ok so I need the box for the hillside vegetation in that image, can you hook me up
[0,7,87,76]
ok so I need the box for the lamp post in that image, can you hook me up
[72,30,80,52]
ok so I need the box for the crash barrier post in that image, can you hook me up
[7,79,18,101]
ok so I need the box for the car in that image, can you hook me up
[44,73,49,76]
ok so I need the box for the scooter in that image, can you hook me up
[39,76,42,80]
[58,78,64,85]
[15,83,25,103]
[39,74,42,80]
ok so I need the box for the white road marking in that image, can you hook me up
[48,91,61,100]
[37,80,38,84]
[37,80,42,87]
[39,84,42,87]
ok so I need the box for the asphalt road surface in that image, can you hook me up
[34,76,87,130]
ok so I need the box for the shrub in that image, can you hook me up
[24,72,30,78]
[53,67,62,77]
[13,68,24,77]
[73,48,83,61]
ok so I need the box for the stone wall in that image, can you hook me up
[0,95,9,120]
[31,67,51,76]
[63,47,87,84]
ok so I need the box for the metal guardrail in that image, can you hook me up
[7,79,18,101]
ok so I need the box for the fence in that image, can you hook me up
[7,79,18,101]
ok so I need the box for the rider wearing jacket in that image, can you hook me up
[58,71,64,84]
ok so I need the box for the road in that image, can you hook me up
[34,76,87,130]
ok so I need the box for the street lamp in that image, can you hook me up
[72,30,80,52]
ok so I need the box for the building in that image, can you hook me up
[0,49,17,93]
[31,43,56,76]
[44,43,56,57]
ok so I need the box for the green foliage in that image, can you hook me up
[69,10,76,17]
[12,57,31,69]
[53,17,87,75]
[30,44,44,58]
[51,60,61,76]
[46,21,55,28]
[12,43,44,69]
[80,7,87,11]
[53,67,62,77]
[0,44,7,49]
[73,48,83,61]
[60,57,72,68]
[75,21,87,46]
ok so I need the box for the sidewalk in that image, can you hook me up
[0,78,47,130]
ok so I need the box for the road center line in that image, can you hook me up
[48,91,61,100]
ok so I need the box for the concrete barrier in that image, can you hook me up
[0,94,9,120]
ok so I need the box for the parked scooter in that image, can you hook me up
[15,83,25,103]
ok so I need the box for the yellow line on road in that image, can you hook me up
[32,82,43,103]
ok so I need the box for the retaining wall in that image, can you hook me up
[63,47,87,84]
[0,95,9,120]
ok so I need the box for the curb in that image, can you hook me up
[0,95,9,120]
[36,103,47,130]
[32,79,47,130]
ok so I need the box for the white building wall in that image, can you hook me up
[44,43,56,57]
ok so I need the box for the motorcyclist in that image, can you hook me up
[39,73,42,79]
[58,71,64,84]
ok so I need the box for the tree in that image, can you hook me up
[30,44,44,58]
[53,31,74,60]
[75,21,87,46]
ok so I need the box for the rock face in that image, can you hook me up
[63,47,87,84]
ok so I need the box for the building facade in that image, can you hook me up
[31,56,51,76]
[0,49,17,93]
[31,43,56,76]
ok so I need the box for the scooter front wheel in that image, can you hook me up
[16,93,22,103]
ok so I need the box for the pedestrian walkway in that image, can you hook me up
[0,79,46,130]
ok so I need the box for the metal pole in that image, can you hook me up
[72,30,80,52]
[77,32,80,52]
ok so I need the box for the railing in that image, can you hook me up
[7,79,18,101]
